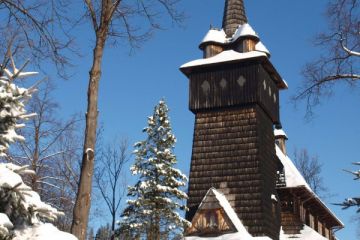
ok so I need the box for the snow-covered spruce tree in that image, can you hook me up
[0,66,35,157]
[0,58,77,240]
[120,100,190,240]
[0,163,77,240]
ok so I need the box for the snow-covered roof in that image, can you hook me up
[276,145,310,190]
[200,23,259,47]
[280,225,328,240]
[181,50,267,69]
[232,23,259,41]
[282,79,289,89]
[185,232,271,240]
[255,41,270,56]
[200,29,227,47]
[274,128,288,139]
[211,188,251,236]
[184,188,271,240]
[276,145,344,228]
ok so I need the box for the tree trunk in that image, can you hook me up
[111,210,115,240]
[111,183,116,238]
[71,31,107,240]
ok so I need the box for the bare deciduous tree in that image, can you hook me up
[293,0,359,117]
[0,0,74,77]
[94,138,129,238]
[0,2,185,239]
[7,78,81,231]
[293,148,327,196]
[72,2,184,239]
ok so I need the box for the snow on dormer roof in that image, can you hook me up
[274,128,287,139]
[232,23,259,41]
[200,28,227,47]
[255,41,271,57]
[200,23,260,48]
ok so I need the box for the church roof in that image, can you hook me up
[255,41,270,57]
[184,188,272,240]
[232,23,259,40]
[180,50,287,90]
[184,187,338,239]
[185,232,271,240]
[200,28,227,47]
[200,0,260,49]
[180,50,266,69]
[222,0,248,37]
[199,23,261,49]
[280,225,328,240]
[275,145,310,190]
[276,145,344,228]
[274,128,288,139]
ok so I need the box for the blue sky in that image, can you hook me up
[46,0,359,238]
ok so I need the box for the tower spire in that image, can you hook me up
[222,0,248,37]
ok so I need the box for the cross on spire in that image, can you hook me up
[222,0,248,37]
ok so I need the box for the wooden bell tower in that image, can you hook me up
[180,1,287,239]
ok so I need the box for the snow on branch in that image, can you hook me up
[120,100,190,239]
[340,35,360,57]
[0,52,38,157]
[334,162,360,212]
[0,163,77,239]
[334,198,360,212]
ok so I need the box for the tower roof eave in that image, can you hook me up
[180,50,287,90]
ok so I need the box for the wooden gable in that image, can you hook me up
[186,188,237,237]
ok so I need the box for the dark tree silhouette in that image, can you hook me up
[293,148,327,197]
[293,0,359,117]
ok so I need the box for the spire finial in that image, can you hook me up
[222,0,248,37]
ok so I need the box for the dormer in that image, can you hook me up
[199,28,226,58]
[231,23,259,53]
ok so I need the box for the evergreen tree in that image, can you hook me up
[0,65,35,157]
[120,100,190,240]
[0,163,77,240]
[0,55,77,240]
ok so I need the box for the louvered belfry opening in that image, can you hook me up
[183,0,282,239]
[222,0,248,37]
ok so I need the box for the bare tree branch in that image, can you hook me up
[7,78,82,231]
[293,0,359,117]
[341,36,360,56]
[94,138,129,236]
[293,148,328,197]
[0,0,75,78]
[84,0,99,31]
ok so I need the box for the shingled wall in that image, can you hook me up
[186,105,281,239]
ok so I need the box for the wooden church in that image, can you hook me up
[180,0,344,239]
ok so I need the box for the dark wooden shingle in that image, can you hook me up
[222,0,248,37]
